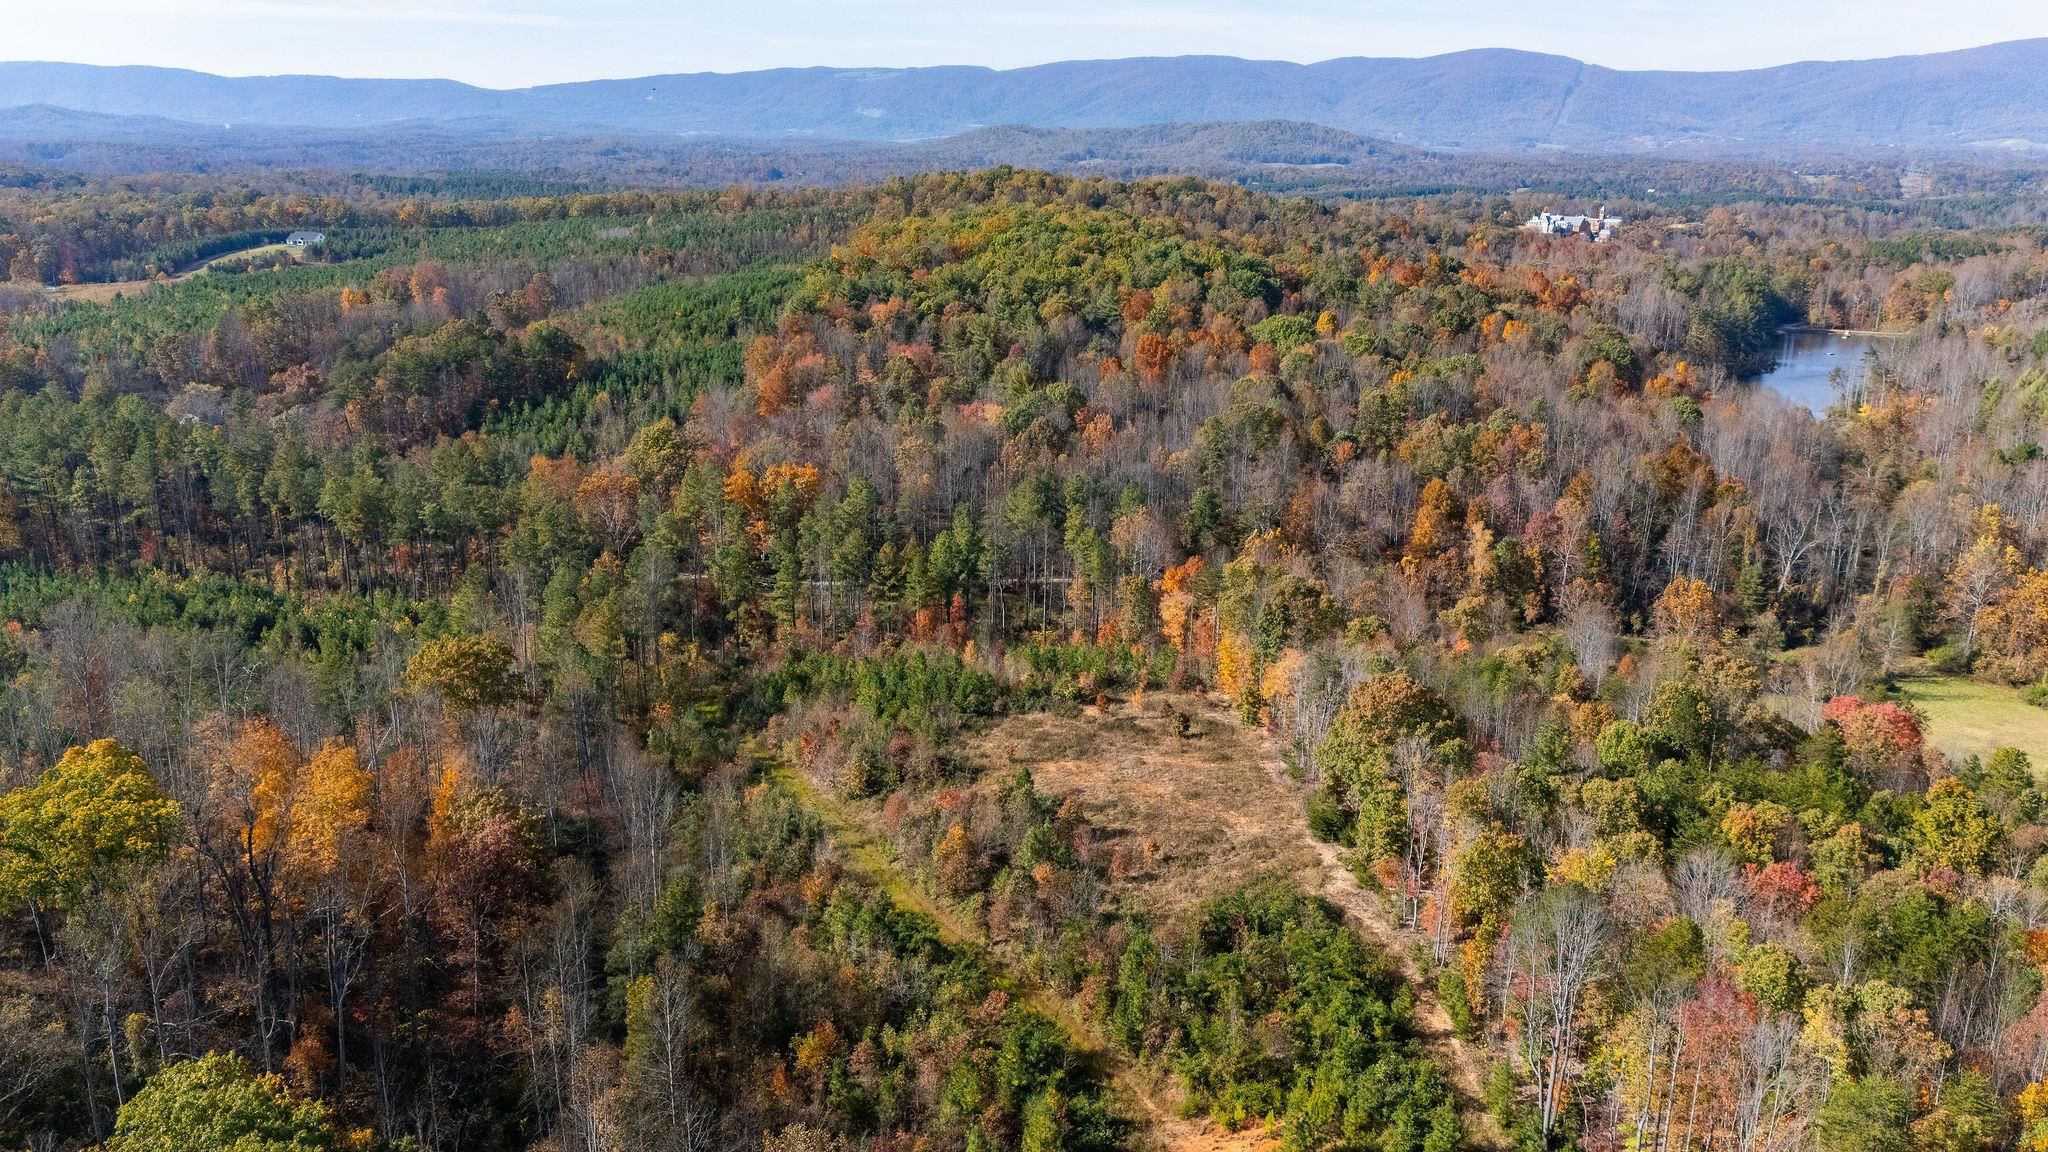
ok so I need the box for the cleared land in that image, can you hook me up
[962,696,1504,1149]
[965,700,1322,922]
[1898,676,2048,764]
[772,734,1274,1152]
[50,241,300,302]
[789,695,1504,1149]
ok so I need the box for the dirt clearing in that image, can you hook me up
[964,694,1505,1149]
[769,735,1279,1152]
[963,697,1323,920]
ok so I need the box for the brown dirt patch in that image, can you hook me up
[962,696,1323,921]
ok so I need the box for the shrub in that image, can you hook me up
[1438,968,1476,1038]
[1305,787,1350,844]
[1925,643,1969,674]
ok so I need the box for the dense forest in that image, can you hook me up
[1,163,2048,1152]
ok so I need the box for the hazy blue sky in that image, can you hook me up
[10,0,2048,85]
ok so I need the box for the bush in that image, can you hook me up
[1306,787,1350,844]
[2024,676,2048,709]
[1925,643,1969,675]
[1437,968,1476,1038]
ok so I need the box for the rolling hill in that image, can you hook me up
[4,113,2008,205]
[4,41,2048,154]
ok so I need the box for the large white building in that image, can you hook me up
[1523,208,1622,241]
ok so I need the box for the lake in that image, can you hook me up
[1748,329,1888,413]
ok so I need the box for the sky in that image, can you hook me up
[5,0,2048,86]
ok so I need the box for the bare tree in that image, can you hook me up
[1380,569,1433,648]
[1733,1015,1804,1152]
[1785,618,1867,729]
[1284,646,1351,782]
[1674,847,1741,928]
[1559,581,1619,685]
[0,990,70,1141]
[1394,735,1447,932]
[1618,277,1689,347]
[598,954,711,1152]
[1508,884,1607,1144]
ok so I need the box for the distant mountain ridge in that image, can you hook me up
[5,41,2048,153]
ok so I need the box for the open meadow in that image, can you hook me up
[1899,676,2048,765]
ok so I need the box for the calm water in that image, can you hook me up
[1749,329,1887,413]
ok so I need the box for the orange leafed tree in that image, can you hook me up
[288,740,373,881]
[1134,332,1173,385]
[1121,289,1154,325]
[1156,556,1215,685]
[1157,556,1206,656]
[1404,478,1461,587]
[206,716,305,865]
[1975,566,2048,684]
[1653,574,1722,648]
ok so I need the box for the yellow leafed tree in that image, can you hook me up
[287,741,373,879]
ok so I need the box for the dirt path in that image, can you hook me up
[972,698,1505,1150]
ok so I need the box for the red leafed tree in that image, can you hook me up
[1822,696,1927,793]
[1745,860,1821,923]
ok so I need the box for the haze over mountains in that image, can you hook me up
[5,39,2048,155]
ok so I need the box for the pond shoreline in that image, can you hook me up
[1751,327,1897,413]
[1778,324,1912,339]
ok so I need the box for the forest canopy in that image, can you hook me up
[0,164,2046,1152]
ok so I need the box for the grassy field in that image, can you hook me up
[1897,676,2048,764]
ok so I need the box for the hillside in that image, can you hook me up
[5,162,2048,1152]
[6,40,2048,153]
[5,112,2036,206]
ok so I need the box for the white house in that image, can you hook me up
[286,231,326,247]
